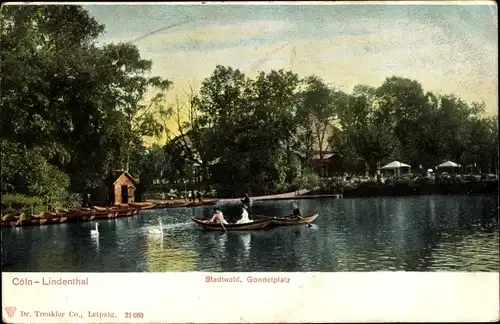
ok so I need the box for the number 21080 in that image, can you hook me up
[125,312,144,318]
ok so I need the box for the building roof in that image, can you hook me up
[105,170,139,186]
[311,153,335,160]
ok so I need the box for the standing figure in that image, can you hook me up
[241,193,251,205]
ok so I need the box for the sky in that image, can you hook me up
[83,2,498,143]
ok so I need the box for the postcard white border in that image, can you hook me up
[2,272,499,323]
[2,1,499,6]
[1,1,498,323]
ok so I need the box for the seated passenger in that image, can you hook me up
[236,204,253,224]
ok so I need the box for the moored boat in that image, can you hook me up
[254,214,319,227]
[190,217,272,231]
[186,201,203,207]
[201,199,219,205]
[93,206,109,212]
[166,202,189,208]
[128,202,156,210]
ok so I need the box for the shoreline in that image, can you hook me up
[2,182,497,228]
[0,199,220,228]
[309,180,499,199]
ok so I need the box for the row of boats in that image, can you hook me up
[1,200,220,228]
[190,214,319,231]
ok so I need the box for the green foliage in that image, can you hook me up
[295,169,321,190]
[166,67,498,195]
[1,6,496,202]
[188,66,306,195]
[297,76,341,160]
[1,194,44,212]
[1,5,172,206]
[0,139,76,208]
[329,76,498,175]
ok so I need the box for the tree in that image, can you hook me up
[330,85,396,175]
[185,66,307,196]
[1,5,173,204]
[135,144,168,199]
[298,76,342,164]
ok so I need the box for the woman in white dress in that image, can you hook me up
[236,204,253,224]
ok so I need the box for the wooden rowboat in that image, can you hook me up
[186,201,203,207]
[128,202,156,209]
[255,214,319,227]
[167,202,189,208]
[191,217,273,231]
[201,199,219,205]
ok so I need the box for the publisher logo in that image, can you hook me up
[4,307,16,318]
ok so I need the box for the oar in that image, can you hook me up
[296,215,312,227]
[220,222,228,233]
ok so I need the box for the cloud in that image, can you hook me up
[104,20,294,53]
[130,16,497,119]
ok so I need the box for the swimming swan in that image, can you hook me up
[90,223,99,236]
[149,218,163,235]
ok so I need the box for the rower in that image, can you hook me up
[290,203,301,218]
[236,204,253,224]
[208,207,228,225]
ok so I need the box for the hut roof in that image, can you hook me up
[105,170,139,186]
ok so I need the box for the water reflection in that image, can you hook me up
[90,235,100,252]
[143,233,196,272]
[1,195,498,272]
[238,233,251,256]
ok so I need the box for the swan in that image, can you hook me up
[149,218,163,235]
[90,223,99,236]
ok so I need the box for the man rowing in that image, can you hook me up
[208,207,228,225]
[290,203,301,218]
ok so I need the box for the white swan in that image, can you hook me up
[90,223,99,236]
[149,218,163,235]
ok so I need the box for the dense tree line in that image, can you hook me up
[1,5,497,206]
[1,5,171,210]
[168,67,498,197]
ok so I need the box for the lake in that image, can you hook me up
[1,195,498,272]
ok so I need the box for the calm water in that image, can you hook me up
[2,195,498,272]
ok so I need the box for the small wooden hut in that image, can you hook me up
[105,170,139,205]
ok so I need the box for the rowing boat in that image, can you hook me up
[255,214,319,226]
[186,201,203,207]
[190,217,273,231]
[202,199,219,205]
[128,202,157,210]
